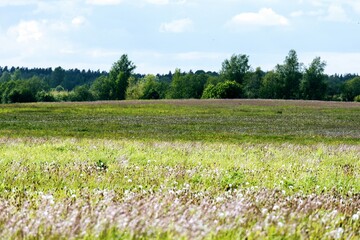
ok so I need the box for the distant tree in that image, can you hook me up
[0,71,11,83]
[90,75,112,100]
[167,69,207,99]
[36,90,56,102]
[276,49,303,99]
[259,71,283,99]
[126,74,166,100]
[51,67,65,88]
[202,80,242,99]
[11,69,22,81]
[220,54,250,84]
[109,54,136,100]
[342,77,360,101]
[69,85,94,102]
[300,57,327,100]
[243,67,265,98]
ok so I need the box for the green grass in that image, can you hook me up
[0,99,359,144]
[0,99,359,239]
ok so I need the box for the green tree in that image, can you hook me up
[167,69,207,99]
[300,57,327,100]
[109,54,136,100]
[69,85,94,102]
[220,54,250,84]
[259,71,283,99]
[243,67,264,98]
[90,76,112,100]
[342,77,360,101]
[51,67,65,88]
[202,81,242,99]
[276,49,302,99]
[126,75,164,100]
[0,72,11,83]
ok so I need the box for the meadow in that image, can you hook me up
[0,99,359,239]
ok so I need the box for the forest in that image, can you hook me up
[0,49,359,103]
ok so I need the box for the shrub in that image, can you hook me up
[202,81,242,99]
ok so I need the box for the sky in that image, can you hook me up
[0,0,359,75]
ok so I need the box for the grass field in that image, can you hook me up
[0,99,359,239]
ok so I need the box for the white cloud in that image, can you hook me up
[0,0,37,6]
[159,18,193,33]
[174,51,227,61]
[228,8,289,27]
[146,0,169,4]
[290,10,304,17]
[303,52,360,74]
[7,20,43,43]
[323,4,350,22]
[72,16,86,27]
[86,0,123,5]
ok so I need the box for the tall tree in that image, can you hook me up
[243,67,265,98]
[300,57,327,100]
[259,71,283,99]
[109,54,136,100]
[276,49,302,99]
[51,67,65,88]
[220,54,250,84]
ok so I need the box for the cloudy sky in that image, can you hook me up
[0,0,359,74]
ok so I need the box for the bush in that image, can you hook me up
[36,90,56,102]
[202,81,242,99]
[354,95,360,102]
[69,85,94,102]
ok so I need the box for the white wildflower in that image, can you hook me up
[261,208,268,215]
[352,213,359,221]
[273,205,280,211]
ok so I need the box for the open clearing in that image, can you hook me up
[0,99,359,239]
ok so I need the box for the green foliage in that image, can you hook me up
[202,81,242,99]
[0,71,11,83]
[126,74,166,100]
[69,85,94,102]
[90,76,112,100]
[36,90,56,102]
[243,67,264,98]
[220,54,250,84]
[259,71,282,99]
[354,95,360,102]
[0,77,49,103]
[300,57,327,100]
[109,54,136,100]
[276,49,303,99]
[342,77,360,101]
[167,69,207,99]
[50,66,65,88]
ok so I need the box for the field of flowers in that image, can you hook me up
[0,100,359,239]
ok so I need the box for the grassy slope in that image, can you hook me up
[0,99,359,239]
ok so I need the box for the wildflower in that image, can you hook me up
[273,205,280,211]
[329,227,344,239]
[352,213,359,221]
[216,196,224,203]
[261,208,268,215]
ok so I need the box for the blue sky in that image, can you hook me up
[0,0,359,75]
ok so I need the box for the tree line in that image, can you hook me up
[0,50,359,103]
